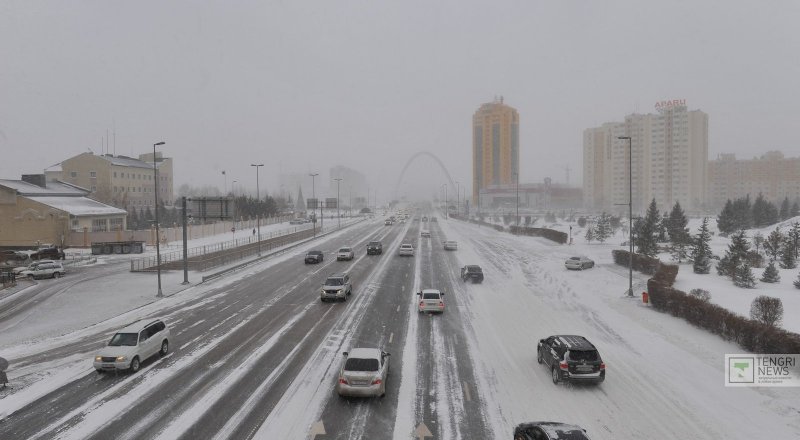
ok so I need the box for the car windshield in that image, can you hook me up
[325,278,344,286]
[307,251,321,256]
[344,357,379,372]
[339,248,351,252]
[108,332,138,346]
[569,257,581,261]
[466,266,482,272]
[422,293,440,300]
[401,244,411,248]
[368,242,381,246]
[568,350,599,362]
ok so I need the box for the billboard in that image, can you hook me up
[307,198,318,209]
[189,197,234,220]
[326,197,338,209]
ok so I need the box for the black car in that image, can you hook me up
[514,422,592,440]
[367,241,383,255]
[460,265,483,283]
[305,250,324,264]
[537,335,605,385]
[31,246,65,261]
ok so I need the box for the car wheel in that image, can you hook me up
[28,275,34,280]
[54,272,61,278]
[590,262,595,268]
[537,350,543,364]
[96,369,104,375]
[551,367,560,384]
[130,356,141,373]
[159,340,169,356]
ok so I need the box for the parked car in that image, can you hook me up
[460,265,484,283]
[417,289,445,314]
[420,230,430,237]
[31,246,65,261]
[305,250,324,264]
[398,243,414,256]
[564,256,594,270]
[430,217,438,222]
[320,272,352,302]
[21,262,65,279]
[443,240,458,250]
[367,241,383,255]
[289,218,305,225]
[93,319,170,373]
[13,259,55,275]
[337,247,355,261]
[514,422,593,440]
[0,250,30,266]
[537,335,605,385]
[336,348,390,397]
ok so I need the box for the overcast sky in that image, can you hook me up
[2,0,798,201]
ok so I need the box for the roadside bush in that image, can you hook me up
[508,226,568,244]
[689,288,711,302]
[577,217,587,227]
[652,263,679,286]
[612,249,661,275]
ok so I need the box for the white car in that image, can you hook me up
[13,259,55,275]
[398,243,414,256]
[443,240,458,250]
[337,247,355,261]
[20,262,65,279]
[93,319,170,373]
[336,348,390,397]
[565,256,595,270]
[417,289,445,314]
[420,230,430,237]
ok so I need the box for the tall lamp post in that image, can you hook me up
[514,172,520,225]
[333,178,342,229]
[441,183,448,219]
[251,163,264,256]
[618,136,634,297]
[309,173,318,236]
[232,180,238,197]
[455,181,461,217]
[153,141,165,298]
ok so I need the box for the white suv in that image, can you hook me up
[93,319,170,373]
[398,243,414,256]
[21,262,65,279]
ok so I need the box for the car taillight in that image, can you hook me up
[559,361,568,370]
[339,377,348,384]
[439,302,444,308]
[600,362,606,370]
[372,378,382,385]
[419,301,424,307]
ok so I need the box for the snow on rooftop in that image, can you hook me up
[27,196,127,217]
[0,179,88,196]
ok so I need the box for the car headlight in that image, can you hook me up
[116,356,126,362]
[95,356,102,362]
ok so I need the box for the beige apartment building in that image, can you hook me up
[60,152,174,211]
[473,97,519,203]
[708,151,800,209]
[583,104,708,213]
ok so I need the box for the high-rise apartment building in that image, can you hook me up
[472,98,519,204]
[583,103,708,213]
[708,151,800,209]
[60,152,174,211]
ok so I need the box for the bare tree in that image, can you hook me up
[749,296,784,327]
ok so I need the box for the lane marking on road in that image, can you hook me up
[389,332,394,343]
[453,334,458,346]
[463,381,471,402]
[396,305,401,312]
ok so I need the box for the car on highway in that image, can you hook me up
[320,272,352,302]
[398,243,414,256]
[305,250,324,264]
[367,241,383,255]
[443,240,458,250]
[93,319,170,374]
[420,230,430,237]
[417,289,445,314]
[564,256,594,270]
[13,259,55,275]
[337,247,355,261]
[460,265,483,283]
[384,219,393,226]
[336,348,390,397]
[513,421,593,440]
[20,262,65,280]
[537,335,605,385]
[289,218,305,225]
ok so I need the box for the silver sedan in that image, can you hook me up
[337,348,390,397]
[565,256,594,270]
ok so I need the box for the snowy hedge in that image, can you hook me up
[611,249,662,276]
[647,279,800,354]
[508,225,568,244]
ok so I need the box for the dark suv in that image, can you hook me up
[305,250,324,264]
[32,246,65,260]
[460,265,484,283]
[537,335,605,385]
[514,422,592,440]
[367,241,383,255]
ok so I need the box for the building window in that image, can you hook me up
[70,171,77,178]
[91,186,97,192]
[90,171,97,178]
[114,171,117,178]
[72,219,79,229]
[91,218,108,232]
[110,218,124,231]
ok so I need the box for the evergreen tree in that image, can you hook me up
[717,199,736,235]
[791,201,800,218]
[594,213,612,243]
[584,224,595,243]
[788,222,800,259]
[732,195,753,230]
[144,206,154,223]
[752,193,770,228]
[794,272,800,289]
[658,212,670,242]
[752,232,764,255]
[717,230,750,278]
[779,197,791,221]
[691,217,713,274]
[763,227,784,262]
[760,261,781,283]
[636,199,660,257]
[667,201,690,262]
[779,238,797,269]
[733,261,757,288]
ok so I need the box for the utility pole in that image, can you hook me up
[251,164,264,256]
[181,196,189,284]
[153,141,165,298]
[333,178,342,229]
[618,136,634,297]
[309,173,318,236]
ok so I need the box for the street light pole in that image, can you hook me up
[251,164,264,256]
[153,141,165,298]
[618,136,634,297]
[309,173,318,236]
[333,178,342,229]
[442,184,448,219]
[514,172,520,225]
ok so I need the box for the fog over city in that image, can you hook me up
[2,1,798,198]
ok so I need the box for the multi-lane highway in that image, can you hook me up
[1,214,798,440]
